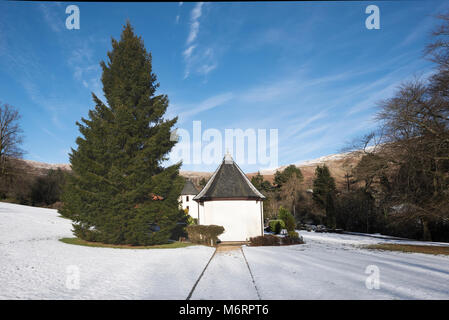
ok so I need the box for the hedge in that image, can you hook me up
[185,225,225,246]
[283,231,304,245]
[249,235,280,246]
[249,233,304,246]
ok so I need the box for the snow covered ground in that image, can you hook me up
[1,201,449,300]
[0,202,214,299]
[190,248,259,300]
[243,231,449,299]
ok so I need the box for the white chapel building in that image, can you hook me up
[179,180,200,220]
[181,153,265,242]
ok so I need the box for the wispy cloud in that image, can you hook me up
[183,45,196,59]
[36,4,105,100]
[39,3,64,33]
[177,92,234,122]
[198,63,216,75]
[182,2,217,79]
[187,2,203,44]
[183,45,217,79]
[67,44,103,98]
[0,20,66,128]
[42,128,66,144]
[172,36,434,170]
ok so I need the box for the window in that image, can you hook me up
[186,196,189,201]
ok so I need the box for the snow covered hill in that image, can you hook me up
[17,149,363,188]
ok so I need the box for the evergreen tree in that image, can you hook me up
[60,22,184,245]
[260,180,273,193]
[274,164,303,188]
[251,172,264,191]
[199,177,207,188]
[312,165,337,228]
[278,206,296,231]
[251,171,273,193]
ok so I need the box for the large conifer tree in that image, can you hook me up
[312,165,337,228]
[61,22,184,245]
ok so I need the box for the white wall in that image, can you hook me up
[201,200,263,242]
[198,202,205,225]
[179,195,199,220]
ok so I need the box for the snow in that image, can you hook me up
[242,231,449,299]
[299,230,449,247]
[259,150,359,175]
[0,202,215,299]
[2,202,449,300]
[190,248,259,300]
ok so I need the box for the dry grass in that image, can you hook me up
[361,243,449,255]
[60,237,196,249]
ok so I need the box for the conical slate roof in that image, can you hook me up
[181,180,199,195]
[193,153,265,201]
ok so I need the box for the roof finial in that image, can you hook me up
[224,149,233,163]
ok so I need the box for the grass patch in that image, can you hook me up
[0,199,20,204]
[361,243,449,255]
[59,237,196,249]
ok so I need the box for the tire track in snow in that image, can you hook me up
[0,236,61,246]
[241,247,261,300]
[186,248,217,300]
[188,246,260,300]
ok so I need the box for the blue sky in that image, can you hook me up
[0,1,448,172]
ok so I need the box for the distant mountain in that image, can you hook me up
[18,150,364,190]
[250,151,364,189]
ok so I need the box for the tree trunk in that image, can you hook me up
[422,218,432,241]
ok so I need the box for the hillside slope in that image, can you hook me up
[18,150,363,189]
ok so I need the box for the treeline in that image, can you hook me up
[0,159,68,209]
[251,13,449,242]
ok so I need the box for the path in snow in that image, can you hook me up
[189,247,260,300]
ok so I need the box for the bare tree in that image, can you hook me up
[425,12,449,69]
[349,77,449,240]
[280,173,302,217]
[0,103,24,177]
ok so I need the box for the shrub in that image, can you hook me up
[287,231,299,238]
[282,232,304,245]
[278,206,296,232]
[30,169,66,206]
[48,201,63,210]
[171,222,188,241]
[249,235,280,246]
[274,222,282,234]
[269,219,285,234]
[186,215,198,226]
[186,225,224,246]
[278,206,289,221]
[284,213,296,232]
[171,209,191,240]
